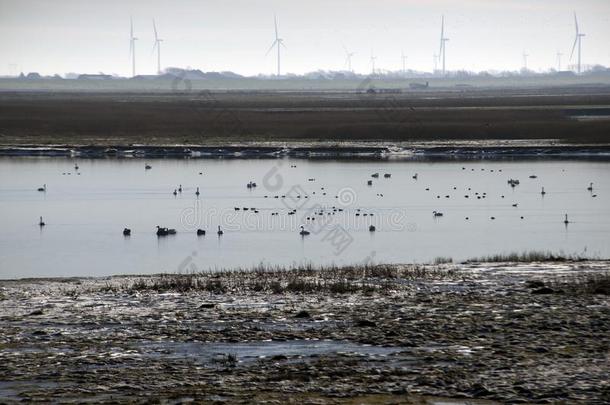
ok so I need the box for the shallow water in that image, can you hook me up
[0,157,609,278]
[139,340,401,364]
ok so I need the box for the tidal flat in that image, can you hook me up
[0,261,608,403]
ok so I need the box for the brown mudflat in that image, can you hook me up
[1,86,610,146]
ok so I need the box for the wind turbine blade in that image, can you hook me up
[153,19,158,41]
[274,15,278,40]
[569,36,578,60]
[574,12,579,34]
[265,40,277,56]
[280,41,287,50]
[130,16,134,38]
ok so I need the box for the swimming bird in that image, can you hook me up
[564,214,569,225]
[299,226,310,236]
[37,184,46,192]
[197,229,206,236]
[178,184,182,193]
[39,216,45,227]
[217,226,223,236]
[369,225,376,232]
[432,211,443,217]
[512,203,518,207]
[74,163,79,170]
[123,228,131,236]
[541,187,546,196]
[168,229,176,235]
[145,164,152,170]
[371,173,379,178]
[156,226,169,236]
[587,182,593,191]
[195,187,200,196]
[173,189,177,196]
[412,173,418,180]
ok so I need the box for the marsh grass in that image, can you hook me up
[119,263,459,295]
[464,251,591,263]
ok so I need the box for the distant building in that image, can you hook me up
[409,81,429,89]
[25,72,42,79]
[77,74,113,80]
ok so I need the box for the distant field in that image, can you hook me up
[1,85,610,145]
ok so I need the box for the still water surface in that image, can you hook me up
[0,157,608,278]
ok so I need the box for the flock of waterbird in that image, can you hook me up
[36,162,598,236]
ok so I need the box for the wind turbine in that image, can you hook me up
[439,15,449,75]
[522,51,529,70]
[369,51,377,75]
[556,51,563,71]
[152,19,163,75]
[266,15,285,76]
[433,53,438,72]
[401,51,408,74]
[343,45,355,72]
[129,17,138,77]
[570,12,585,74]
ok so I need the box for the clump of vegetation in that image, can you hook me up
[116,263,460,295]
[464,250,591,263]
[433,256,453,264]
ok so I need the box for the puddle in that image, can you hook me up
[137,339,403,364]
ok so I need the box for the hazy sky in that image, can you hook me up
[1,0,609,76]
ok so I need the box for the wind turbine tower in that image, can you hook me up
[570,12,585,74]
[401,52,408,74]
[152,19,164,75]
[556,51,563,71]
[522,52,529,70]
[343,45,355,72]
[439,16,449,75]
[266,15,285,76]
[370,51,377,75]
[129,17,138,77]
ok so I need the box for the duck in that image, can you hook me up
[384,173,391,178]
[37,184,46,192]
[432,211,443,217]
[173,189,177,196]
[541,187,546,196]
[197,229,206,236]
[369,225,376,232]
[371,173,379,178]
[299,226,310,236]
[123,228,131,236]
[564,214,569,225]
[412,173,418,180]
[367,180,373,186]
[178,184,183,193]
[587,182,593,191]
[145,164,152,170]
[156,226,169,236]
[195,187,200,196]
[74,163,79,170]
[217,226,223,236]
[39,216,45,227]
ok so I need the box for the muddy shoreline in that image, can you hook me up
[2,143,610,159]
[1,262,608,403]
